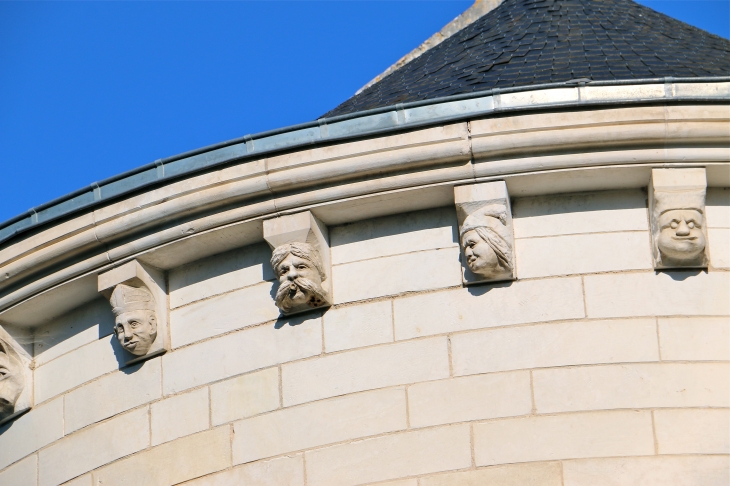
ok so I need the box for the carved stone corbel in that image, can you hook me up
[98,260,169,366]
[649,168,709,269]
[455,181,516,285]
[0,325,32,426]
[264,211,333,316]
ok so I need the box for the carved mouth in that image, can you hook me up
[672,236,697,240]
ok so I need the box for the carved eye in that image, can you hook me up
[130,321,141,328]
[279,266,288,276]
[670,221,679,229]
[297,264,307,270]
[688,221,695,229]
[0,367,7,377]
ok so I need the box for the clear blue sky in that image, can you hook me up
[0,1,728,224]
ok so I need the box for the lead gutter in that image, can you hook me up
[1,76,729,245]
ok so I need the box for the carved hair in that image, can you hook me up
[460,204,513,271]
[270,242,326,280]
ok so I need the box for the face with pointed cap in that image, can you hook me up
[657,209,706,263]
[0,340,24,420]
[111,285,158,356]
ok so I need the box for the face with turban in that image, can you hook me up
[0,339,24,421]
[460,204,513,279]
[110,284,157,356]
[270,242,329,314]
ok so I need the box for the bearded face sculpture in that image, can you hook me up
[271,242,331,315]
[110,284,158,356]
[460,204,514,281]
[0,339,25,423]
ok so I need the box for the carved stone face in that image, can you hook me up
[114,310,157,356]
[0,341,24,420]
[274,253,327,312]
[657,209,706,263]
[462,229,501,277]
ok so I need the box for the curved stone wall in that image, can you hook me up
[0,93,728,485]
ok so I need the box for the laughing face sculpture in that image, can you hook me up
[0,339,25,422]
[110,284,158,356]
[460,204,514,281]
[271,242,329,315]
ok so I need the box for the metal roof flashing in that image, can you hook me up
[1,77,728,247]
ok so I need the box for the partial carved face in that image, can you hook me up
[462,229,501,277]
[0,342,24,420]
[115,310,157,356]
[657,209,706,262]
[275,253,327,312]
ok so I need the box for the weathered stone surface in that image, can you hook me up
[533,363,729,413]
[305,425,471,486]
[452,319,658,376]
[233,388,406,464]
[658,317,730,361]
[394,278,584,340]
[323,300,393,353]
[420,462,563,486]
[473,411,654,466]
[562,456,730,486]
[0,397,63,471]
[93,427,230,486]
[64,359,161,433]
[163,315,321,395]
[151,387,209,446]
[281,337,449,406]
[654,408,730,454]
[0,454,37,486]
[39,407,149,486]
[333,247,461,304]
[407,371,532,428]
[210,367,280,426]
[184,455,304,486]
[709,228,730,268]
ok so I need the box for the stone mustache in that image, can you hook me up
[0,338,24,423]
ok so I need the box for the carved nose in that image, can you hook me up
[676,220,690,236]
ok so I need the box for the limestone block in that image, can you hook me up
[62,474,91,486]
[264,211,332,316]
[304,425,471,486]
[33,298,114,367]
[515,232,652,278]
[365,480,417,486]
[34,336,119,404]
[709,228,730,268]
[533,363,729,413]
[98,260,169,365]
[473,411,654,466]
[649,168,709,268]
[394,278,584,340]
[333,247,461,304]
[163,315,321,395]
[706,188,730,228]
[512,190,649,238]
[454,181,516,284]
[281,337,449,406]
[151,387,209,446]
[654,408,730,454]
[92,427,230,486]
[329,207,457,265]
[169,242,274,309]
[323,300,393,353]
[170,281,280,348]
[584,271,730,318]
[0,397,63,471]
[233,388,407,464]
[210,367,279,426]
[0,326,33,426]
[38,407,149,486]
[0,454,37,486]
[562,456,730,486]
[184,455,304,486]
[451,319,658,376]
[659,317,730,361]
[407,371,532,428]
[420,462,563,486]
[65,359,161,433]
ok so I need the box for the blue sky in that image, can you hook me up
[0,1,728,224]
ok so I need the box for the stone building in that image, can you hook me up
[0,0,728,484]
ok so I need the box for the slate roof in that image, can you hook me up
[324,0,730,117]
